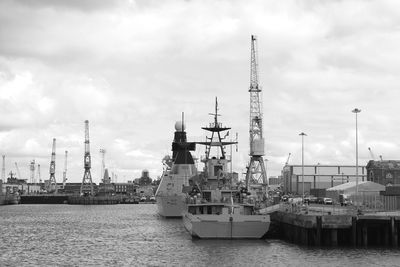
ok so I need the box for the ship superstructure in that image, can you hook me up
[155,119,197,217]
[195,98,238,200]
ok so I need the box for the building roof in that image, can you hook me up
[327,181,385,192]
[366,160,400,170]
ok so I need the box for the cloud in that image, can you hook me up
[1,0,400,182]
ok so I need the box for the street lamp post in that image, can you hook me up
[352,108,361,206]
[316,162,320,189]
[299,132,307,201]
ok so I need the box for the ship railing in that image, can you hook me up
[186,195,245,205]
[279,201,363,216]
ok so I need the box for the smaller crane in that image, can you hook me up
[99,149,106,182]
[1,155,5,182]
[30,159,35,184]
[285,153,291,165]
[37,164,41,183]
[368,147,376,160]
[48,138,57,193]
[62,151,68,189]
[15,162,21,179]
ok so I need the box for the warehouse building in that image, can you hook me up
[282,164,366,195]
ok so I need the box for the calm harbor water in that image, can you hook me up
[0,204,399,266]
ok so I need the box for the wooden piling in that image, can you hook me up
[384,224,389,246]
[316,216,322,246]
[351,216,357,246]
[362,224,368,247]
[391,217,398,247]
[302,228,309,245]
[331,229,338,246]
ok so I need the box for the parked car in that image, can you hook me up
[323,197,333,205]
[309,196,318,203]
[317,197,325,204]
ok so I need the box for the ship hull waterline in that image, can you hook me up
[156,195,186,218]
[183,213,270,239]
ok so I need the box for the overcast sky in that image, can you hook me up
[1,0,400,184]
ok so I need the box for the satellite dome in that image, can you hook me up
[174,121,185,131]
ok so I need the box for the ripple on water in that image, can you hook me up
[1,204,400,266]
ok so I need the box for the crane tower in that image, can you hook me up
[37,164,41,183]
[49,138,58,193]
[30,159,36,184]
[285,153,291,166]
[99,148,106,183]
[15,162,21,180]
[245,35,268,192]
[62,151,68,189]
[80,120,94,195]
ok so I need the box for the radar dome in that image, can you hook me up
[174,121,185,131]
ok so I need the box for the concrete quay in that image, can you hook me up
[20,194,68,204]
[268,205,400,247]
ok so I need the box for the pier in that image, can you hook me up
[266,204,400,247]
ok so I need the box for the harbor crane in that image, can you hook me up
[48,138,57,193]
[37,164,41,183]
[368,147,376,160]
[15,162,21,179]
[100,148,106,183]
[368,147,383,161]
[30,159,35,184]
[62,151,68,189]
[81,120,94,195]
[245,35,268,195]
[285,153,291,165]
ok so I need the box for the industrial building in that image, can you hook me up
[282,164,366,195]
[366,160,400,186]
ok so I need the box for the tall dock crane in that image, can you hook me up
[48,138,57,193]
[245,35,268,195]
[81,120,94,195]
[62,151,68,189]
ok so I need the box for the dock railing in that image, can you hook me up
[275,194,400,216]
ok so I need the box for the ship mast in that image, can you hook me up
[197,97,237,160]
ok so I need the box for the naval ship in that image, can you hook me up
[155,120,197,217]
[182,98,270,238]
